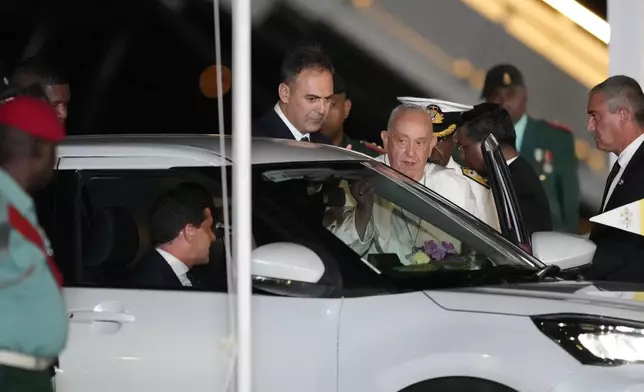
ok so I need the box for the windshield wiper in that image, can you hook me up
[535,264,561,280]
[535,264,586,281]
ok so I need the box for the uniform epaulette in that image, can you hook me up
[362,141,386,154]
[462,167,490,189]
[544,120,572,133]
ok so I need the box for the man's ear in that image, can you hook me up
[380,130,389,150]
[278,82,290,104]
[619,108,630,125]
[344,98,353,119]
[182,224,196,243]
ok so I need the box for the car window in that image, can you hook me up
[35,168,344,297]
[35,169,229,292]
[253,161,542,292]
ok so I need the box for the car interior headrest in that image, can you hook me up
[82,206,140,276]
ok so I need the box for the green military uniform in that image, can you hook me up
[340,134,383,157]
[518,117,579,233]
[481,64,580,233]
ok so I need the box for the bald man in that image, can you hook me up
[329,104,478,263]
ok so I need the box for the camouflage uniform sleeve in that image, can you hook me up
[549,122,580,233]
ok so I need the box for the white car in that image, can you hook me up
[36,135,644,392]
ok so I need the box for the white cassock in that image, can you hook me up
[327,155,478,263]
[446,157,500,232]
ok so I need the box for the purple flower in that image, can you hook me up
[430,247,446,261]
[442,241,457,255]
[415,240,458,261]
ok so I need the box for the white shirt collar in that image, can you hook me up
[156,248,192,287]
[506,156,519,165]
[446,157,460,170]
[617,133,644,168]
[274,102,308,141]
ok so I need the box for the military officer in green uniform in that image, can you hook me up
[482,64,580,233]
[319,74,385,157]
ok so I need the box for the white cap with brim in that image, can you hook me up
[397,97,473,113]
[590,199,644,236]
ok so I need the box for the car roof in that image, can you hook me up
[59,134,374,165]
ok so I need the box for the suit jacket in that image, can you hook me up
[508,156,553,236]
[589,142,644,282]
[252,107,331,144]
[520,117,580,233]
[128,250,184,289]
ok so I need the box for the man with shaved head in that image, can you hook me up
[329,104,478,262]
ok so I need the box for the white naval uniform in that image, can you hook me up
[446,158,500,232]
[327,155,477,263]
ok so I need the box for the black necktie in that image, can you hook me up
[600,161,621,211]
[301,135,310,142]
[186,270,202,288]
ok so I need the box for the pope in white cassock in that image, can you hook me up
[404,97,500,232]
[328,103,479,264]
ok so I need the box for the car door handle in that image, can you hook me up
[68,310,135,324]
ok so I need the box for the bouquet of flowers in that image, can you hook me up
[407,240,458,265]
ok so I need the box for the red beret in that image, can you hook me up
[0,97,65,142]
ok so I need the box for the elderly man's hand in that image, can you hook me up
[350,178,375,207]
[349,178,375,240]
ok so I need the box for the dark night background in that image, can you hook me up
[0,0,607,142]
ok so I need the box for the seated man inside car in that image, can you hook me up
[328,103,478,263]
[129,184,216,289]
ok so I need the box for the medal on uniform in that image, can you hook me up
[534,148,543,163]
[543,150,553,174]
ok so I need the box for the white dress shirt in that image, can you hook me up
[156,248,192,287]
[447,158,500,231]
[328,155,477,263]
[274,103,309,141]
[603,133,644,211]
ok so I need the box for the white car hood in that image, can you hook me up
[425,281,644,322]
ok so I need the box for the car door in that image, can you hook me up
[39,158,342,392]
[481,134,531,251]
[36,158,233,392]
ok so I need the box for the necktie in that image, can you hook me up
[600,161,621,211]
[186,270,202,288]
[301,135,310,142]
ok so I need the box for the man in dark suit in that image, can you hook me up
[587,76,644,282]
[482,64,580,233]
[456,103,553,236]
[129,184,216,289]
[253,45,334,143]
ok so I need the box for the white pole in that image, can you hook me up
[232,0,252,389]
[607,0,644,168]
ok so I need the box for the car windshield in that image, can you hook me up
[250,160,543,291]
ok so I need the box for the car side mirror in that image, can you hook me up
[251,242,325,283]
[251,242,327,297]
[531,232,596,270]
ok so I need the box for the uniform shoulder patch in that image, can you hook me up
[544,120,572,133]
[462,167,490,188]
